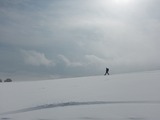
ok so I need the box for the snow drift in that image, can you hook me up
[0,70,160,120]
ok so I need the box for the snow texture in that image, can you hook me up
[0,70,160,120]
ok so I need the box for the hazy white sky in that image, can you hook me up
[0,0,160,80]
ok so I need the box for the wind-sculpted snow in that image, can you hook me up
[1,100,160,115]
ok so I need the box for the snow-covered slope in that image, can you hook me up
[0,70,160,120]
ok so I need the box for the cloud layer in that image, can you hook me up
[21,50,54,66]
[0,0,160,80]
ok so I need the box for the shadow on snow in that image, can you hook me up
[1,100,160,115]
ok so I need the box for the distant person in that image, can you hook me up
[104,67,109,75]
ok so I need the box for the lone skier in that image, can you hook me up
[104,67,109,75]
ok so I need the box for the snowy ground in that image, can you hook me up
[0,70,160,120]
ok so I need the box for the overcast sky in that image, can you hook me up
[0,0,160,81]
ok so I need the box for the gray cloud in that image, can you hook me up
[58,54,83,67]
[21,50,54,66]
[0,0,160,81]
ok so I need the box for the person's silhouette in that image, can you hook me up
[104,67,109,75]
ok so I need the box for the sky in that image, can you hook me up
[0,0,160,81]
